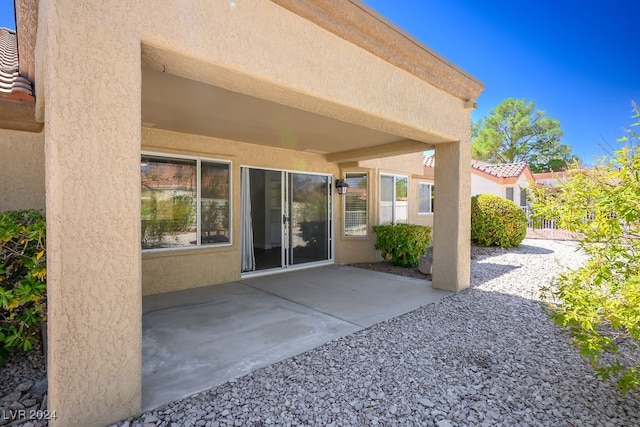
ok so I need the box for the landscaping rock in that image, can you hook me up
[113,240,639,426]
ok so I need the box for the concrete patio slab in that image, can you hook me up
[243,265,452,328]
[141,266,451,411]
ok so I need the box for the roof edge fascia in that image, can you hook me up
[269,0,484,102]
[0,99,43,132]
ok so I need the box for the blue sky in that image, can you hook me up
[0,1,13,29]
[2,2,638,163]
[362,0,640,163]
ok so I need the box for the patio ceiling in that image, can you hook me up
[141,68,433,161]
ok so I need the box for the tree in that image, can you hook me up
[529,103,640,394]
[472,98,578,172]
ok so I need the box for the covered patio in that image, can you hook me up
[142,266,452,410]
[8,0,484,424]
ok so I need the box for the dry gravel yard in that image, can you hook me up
[111,239,639,426]
[3,239,640,426]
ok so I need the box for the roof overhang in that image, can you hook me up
[18,0,484,156]
[0,98,41,132]
[139,1,483,163]
[1,0,41,132]
[141,67,437,162]
[270,0,484,103]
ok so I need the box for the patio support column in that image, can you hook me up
[40,1,142,426]
[432,140,471,292]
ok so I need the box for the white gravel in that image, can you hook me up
[111,239,637,426]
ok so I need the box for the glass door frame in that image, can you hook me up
[241,165,334,277]
[286,171,333,267]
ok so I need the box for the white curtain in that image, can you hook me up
[241,168,256,272]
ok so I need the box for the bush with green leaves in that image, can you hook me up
[470,194,527,248]
[0,209,47,364]
[529,104,640,394]
[372,223,432,268]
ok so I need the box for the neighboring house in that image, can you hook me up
[470,160,535,207]
[424,156,535,208]
[1,1,484,425]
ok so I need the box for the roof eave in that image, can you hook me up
[270,0,485,102]
[0,98,43,132]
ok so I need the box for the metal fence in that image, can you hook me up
[522,206,580,240]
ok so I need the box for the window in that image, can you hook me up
[519,187,528,207]
[141,154,231,250]
[506,187,514,201]
[380,175,408,224]
[418,182,435,214]
[344,173,368,236]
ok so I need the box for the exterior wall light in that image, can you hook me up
[335,178,349,195]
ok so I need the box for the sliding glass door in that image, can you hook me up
[288,173,331,266]
[241,168,332,273]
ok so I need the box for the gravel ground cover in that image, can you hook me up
[3,239,640,426]
[111,239,639,426]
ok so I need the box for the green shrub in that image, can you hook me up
[471,194,527,248]
[372,223,432,267]
[529,104,640,394]
[0,209,47,364]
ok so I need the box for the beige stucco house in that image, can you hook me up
[1,0,483,425]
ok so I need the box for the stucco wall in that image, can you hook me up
[471,173,531,206]
[39,2,142,426]
[334,153,435,265]
[361,152,426,176]
[0,128,45,212]
[432,139,471,292]
[138,1,470,147]
[141,129,437,285]
[471,173,502,197]
[142,128,346,295]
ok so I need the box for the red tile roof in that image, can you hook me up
[471,160,527,178]
[423,155,435,168]
[0,27,35,102]
[424,154,528,178]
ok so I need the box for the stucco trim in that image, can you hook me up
[0,99,42,132]
[326,139,433,163]
[269,0,484,102]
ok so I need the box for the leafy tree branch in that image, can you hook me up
[529,103,640,394]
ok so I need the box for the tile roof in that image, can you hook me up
[0,27,35,102]
[471,159,527,178]
[424,154,528,179]
[423,155,435,167]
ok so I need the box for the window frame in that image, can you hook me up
[418,182,435,215]
[379,173,409,225]
[343,172,369,237]
[506,187,515,201]
[141,151,232,252]
[519,187,528,207]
